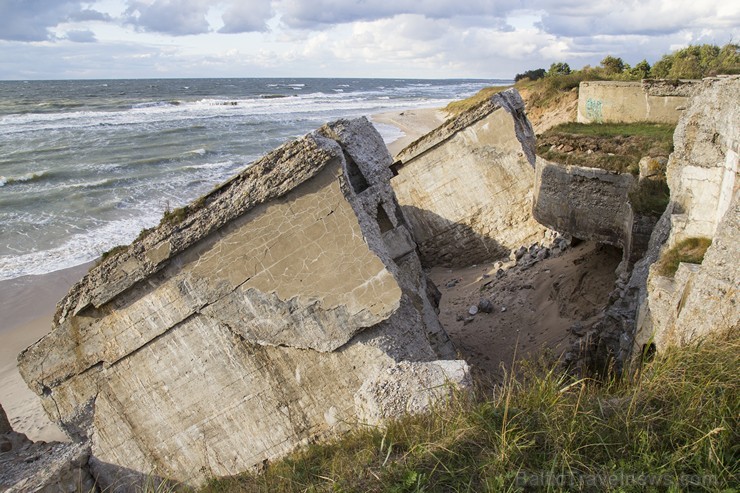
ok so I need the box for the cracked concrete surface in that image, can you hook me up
[17,117,466,489]
[391,89,547,267]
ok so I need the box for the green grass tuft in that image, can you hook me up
[198,330,738,493]
[656,237,713,277]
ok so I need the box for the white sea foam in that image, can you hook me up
[0,170,48,187]
[0,215,161,281]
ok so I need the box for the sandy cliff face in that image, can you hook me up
[390,89,548,267]
[18,118,467,489]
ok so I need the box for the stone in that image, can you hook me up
[478,298,494,313]
[390,89,547,267]
[0,403,11,435]
[354,360,470,426]
[0,403,95,493]
[533,157,635,257]
[570,322,586,336]
[514,246,528,260]
[468,305,479,316]
[18,117,464,489]
[633,76,739,361]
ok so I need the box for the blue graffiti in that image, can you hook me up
[585,98,603,123]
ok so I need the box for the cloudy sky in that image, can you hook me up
[0,0,737,80]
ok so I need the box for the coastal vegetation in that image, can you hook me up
[447,43,739,118]
[536,122,675,174]
[656,237,713,277]
[199,329,738,492]
[628,179,671,216]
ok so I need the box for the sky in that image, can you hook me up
[0,0,737,80]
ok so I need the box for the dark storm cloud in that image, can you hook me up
[0,0,108,41]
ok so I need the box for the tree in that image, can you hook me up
[630,59,651,79]
[649,43,739,79]
[547,62,571,77]
[669,53,702,79]
[600,55,625,75]
[514,68,546,82]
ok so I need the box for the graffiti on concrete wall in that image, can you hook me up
[585,98,603,123]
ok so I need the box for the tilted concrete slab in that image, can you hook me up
[18,117,465,489]
[390,89,548,267]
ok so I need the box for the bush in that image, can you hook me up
[514,68,546,82]
[650,43,740,79]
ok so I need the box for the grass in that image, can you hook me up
[546,122,675,142]
[537,122,675,174]
[197,329,738,492]
[656,237,713,277]
[444,86,510,116]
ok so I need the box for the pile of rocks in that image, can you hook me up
[0,404,94,493]
[510,232,572,271]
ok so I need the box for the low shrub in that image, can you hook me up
[629,178,670,216]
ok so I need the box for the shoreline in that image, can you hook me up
[0,106,445,443]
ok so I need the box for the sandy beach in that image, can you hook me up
[371,107,447,157]
[0,107,444,443]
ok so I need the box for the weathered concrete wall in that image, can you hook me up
[390,89,547,267]
[632,76,739,357]
[533,158,662,266]
[18,118,466,489]
[578,80,700,124]
[586,76,739,370]
[533,158,635,249]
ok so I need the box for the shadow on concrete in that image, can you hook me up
[400,205,508,268]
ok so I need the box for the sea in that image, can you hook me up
[0,78,507,281]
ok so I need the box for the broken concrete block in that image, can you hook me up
[390,89,547,267]
[18,117,464,489]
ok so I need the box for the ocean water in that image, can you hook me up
[0,78,506,281]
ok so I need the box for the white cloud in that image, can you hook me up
[0,0,737,79]
[218,0,273,33]
[124,0,212,35]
